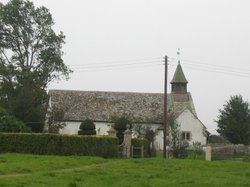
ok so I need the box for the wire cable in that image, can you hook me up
[70,57,163,67]
[74,63,164,73]
[71,60,163,70]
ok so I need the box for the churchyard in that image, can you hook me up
[0,153,250,187]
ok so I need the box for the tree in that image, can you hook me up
[0,105,31,132]
[133,124,158,157]
[0,115,31,132]
[0,106,8,117]
[112,114,133,144]
[192,141,203,159]
[46,106,66,133]
[216,95,250,145]
[168,113,188,158]
[0,0,72,131]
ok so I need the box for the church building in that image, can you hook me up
[47,61,207,150]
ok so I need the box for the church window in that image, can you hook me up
[181,131,191,141]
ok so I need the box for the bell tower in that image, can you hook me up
[170,49,188,94]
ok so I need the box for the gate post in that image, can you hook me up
[206,145,212,161]
[123,124,132,158]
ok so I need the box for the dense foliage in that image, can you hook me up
[0,133,118,158]
[0,0,71,131]
[0,106,8,117]
[133,124,158,157]
[216,95,250,145]
[0,115,31,132]
[46,106,66,133]
[112,116,133,144]
[78,119,96,135]
[168,113,188,158]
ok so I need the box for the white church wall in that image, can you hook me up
[155,130,163,150]
[59,116,207,150]
[60,121,81,134]
[60,121,111,135]
[60,121,164,149]
[176,109,207,146]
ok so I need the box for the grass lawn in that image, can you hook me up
[0,153,250,187]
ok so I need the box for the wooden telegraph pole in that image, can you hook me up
[163,56,168,158]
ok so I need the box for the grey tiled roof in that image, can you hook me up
[49,90,197,123]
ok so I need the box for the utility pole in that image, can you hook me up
[163,56,168,158]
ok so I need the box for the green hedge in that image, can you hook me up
[0,133,118,158]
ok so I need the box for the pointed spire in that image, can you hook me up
[171,48,188,84]
[170,63,188,84]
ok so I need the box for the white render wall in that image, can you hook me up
[155,129,163,150]
[60,121,111,135]
[59,109,206,150]
[60,121,163,149]
[176,109,207,146]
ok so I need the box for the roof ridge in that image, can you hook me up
[49,89,170,95]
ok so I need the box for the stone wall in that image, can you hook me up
[206,144,250,161]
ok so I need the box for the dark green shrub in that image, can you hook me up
[0,107,8,117]
[78,119,96,135]
[113,117,132,144]
[0,115,31,132]
[243,154,250,162]
[171,140,189,158]
[0,133,119,158]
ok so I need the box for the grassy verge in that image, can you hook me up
[0,153,250,187]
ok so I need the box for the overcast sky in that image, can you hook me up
[3,0,250,134]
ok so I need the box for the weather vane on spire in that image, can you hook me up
[177,48,181,64]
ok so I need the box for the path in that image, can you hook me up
[0,162,108,179]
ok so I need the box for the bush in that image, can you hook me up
[243,154,250,162]
[0,133,119,158]
[192,141,203,159]
[78,119,96,135]
[170,140,189,159]
[113,116,132,144]
[0,115,31,132]
[0,107,8,117]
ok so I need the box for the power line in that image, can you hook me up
[182,64,250,78]
[68,56,250,79]
[170,59,250,78]
[69,57,163,67]
[71,60,163,70]
[179,58,250,72]
[74,63,163,73]
[171,58,250,75]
